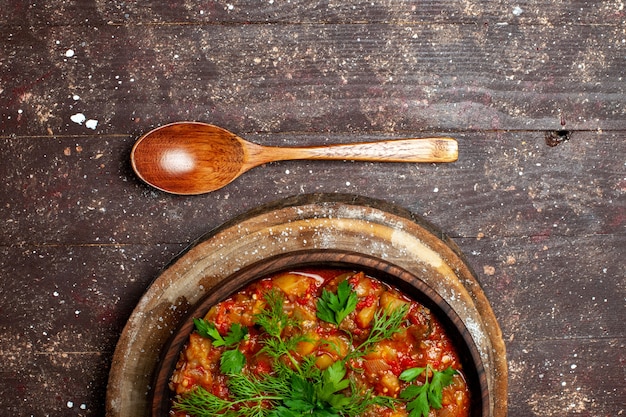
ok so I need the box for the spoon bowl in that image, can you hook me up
[131,123,247,195]
[131,122,458,195]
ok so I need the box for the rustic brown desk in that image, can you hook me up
[1,1,624,416]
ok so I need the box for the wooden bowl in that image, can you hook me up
[151,249,490,416]
[106,194,507,417]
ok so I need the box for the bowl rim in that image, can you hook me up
[150,248,490,417]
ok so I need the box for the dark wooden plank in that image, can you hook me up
[0,242,186,414]
[0,244,186,350]
[458,235,626,342]
[1,350,109,415]
[1,131,622,246]
[2,0,624,26]
[506,338,625,416]
[2,22,625,136]
[1,2,624,416]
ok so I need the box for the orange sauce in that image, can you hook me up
[170,269,471,417]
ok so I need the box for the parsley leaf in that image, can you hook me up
[193,319,248,347]
[404,385,430,417]
[193,318,224,343]
[282,374,316,413]
[318,361,349,396]
[222,323,248,346]
[194,319,249,374]
[428,367,456,408]
[278,365,350,417]
[399,365,457,417]
[220,349,246,374]
[316,361,352,410]
[316,280,358,326]
[398,366,426,382]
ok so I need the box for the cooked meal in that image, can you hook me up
[169,268,471,417]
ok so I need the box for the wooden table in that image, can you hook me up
[1,1,624,416]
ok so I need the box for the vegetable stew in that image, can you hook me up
[169,268,471,417]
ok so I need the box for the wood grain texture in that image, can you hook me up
[2,21,624,135]
[2,0,624,25]
[0,243,186,415]
[0,0,624,416]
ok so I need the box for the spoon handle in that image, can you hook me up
[253,137,458,164]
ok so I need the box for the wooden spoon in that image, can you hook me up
[130,121,458,195]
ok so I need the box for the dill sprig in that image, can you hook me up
[254,289,310,372]
[173,384,280,417]
[348,303,409,360]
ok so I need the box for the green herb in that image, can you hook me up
[193,319,248,348]
[317,361,352,408]
[220,349,246,374]
[267,362,361,417]
[399,365,457,417]
[255,289,295,338]
[316,280,358,326]
[193,317,222,341]
[254,289,308,371]
[350,303,409,359]
[174,384,280,417]
[176,289,441,417]
[193,319,249,374]
[222,322,248,346]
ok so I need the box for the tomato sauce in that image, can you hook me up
[169,268,471,417]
